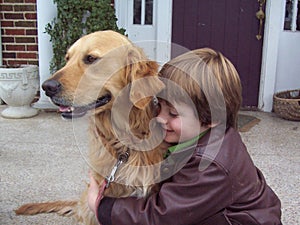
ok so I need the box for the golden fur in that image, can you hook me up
[15,30,168,224]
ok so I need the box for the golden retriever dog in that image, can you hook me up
[15,30,168,224]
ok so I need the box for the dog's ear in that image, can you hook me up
[130,75,165,109]
[125,47,165,109]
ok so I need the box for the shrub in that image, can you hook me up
[45,0,125,73]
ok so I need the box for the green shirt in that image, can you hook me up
[164,129,209,158]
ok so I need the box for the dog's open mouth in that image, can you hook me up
[57,94,112,119]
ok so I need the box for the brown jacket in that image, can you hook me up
[97,127,282,225]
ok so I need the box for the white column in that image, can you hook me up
[32,0,58,109]
[258,0,283,112]
[156,0,172,65]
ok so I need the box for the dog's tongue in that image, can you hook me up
[58,94,111,119]
[59,106,87,119]
[59,106,72,113]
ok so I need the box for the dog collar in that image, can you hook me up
[105,150,130,188]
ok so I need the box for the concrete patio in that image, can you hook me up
[0,105,299,224]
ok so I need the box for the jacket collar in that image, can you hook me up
[165,129,210,158]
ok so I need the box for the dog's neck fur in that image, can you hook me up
[88,102,167,197]
[91,103,160,156]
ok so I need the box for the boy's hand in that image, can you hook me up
[88,171,105,214]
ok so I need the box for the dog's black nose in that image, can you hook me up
[42,79,61,97]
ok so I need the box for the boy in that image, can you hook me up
[88,48,282,225]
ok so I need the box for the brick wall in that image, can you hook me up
[0,0,38,66]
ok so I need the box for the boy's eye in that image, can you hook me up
[169,110,178,117]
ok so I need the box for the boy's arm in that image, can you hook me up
[96,156,232,225]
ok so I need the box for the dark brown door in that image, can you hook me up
[171,0,266,107]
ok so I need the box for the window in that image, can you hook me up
[133,0,153,25]
[284,0,300,31]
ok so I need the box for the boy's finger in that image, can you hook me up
[88,172,100,187]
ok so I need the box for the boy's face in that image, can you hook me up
[156,100,207,144]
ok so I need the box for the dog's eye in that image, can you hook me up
[84,55,99,64]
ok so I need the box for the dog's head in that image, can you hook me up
[42,30,164,118]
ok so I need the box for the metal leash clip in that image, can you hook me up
[105,151,130,188]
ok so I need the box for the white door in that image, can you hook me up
[128,0,156,60]
[115,0,172,64]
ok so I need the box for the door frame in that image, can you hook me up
[114,0,279,111]
[258,0,281,111]
[114,0,173,64]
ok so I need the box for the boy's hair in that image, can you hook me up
[158,48,242,129]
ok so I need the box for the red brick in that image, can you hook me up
[26,29,37,35]
[3,52,16,58]
[25,0,37,3]
[17,52,37,59]
[5,28,25,35]
[15,21,36,27]
[2,0,39,66]
[6,45,26,51]
[25,13,37,19]
[1,20,14,27]
[2,60,8,65]
[2,36,14,43]
[6,60,27,65]
[14,5,36,12]
[15,37,35,43]
[4,0,24,3]
[26,45,38,51]
[0,5,13,11]
[7,60,39,65]
[4,13,24,20]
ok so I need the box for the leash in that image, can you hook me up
[94,150,130,218]
[95,96,157,197]
[105,150,130,188]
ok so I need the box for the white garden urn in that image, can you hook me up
[0,65,39,118]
